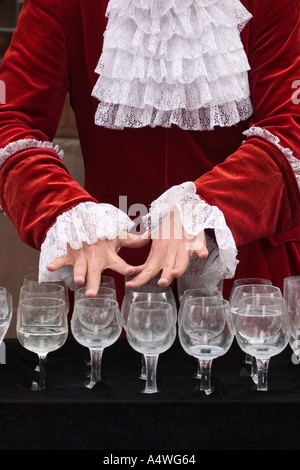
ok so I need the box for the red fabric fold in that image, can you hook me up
[194,140,300,247]
[0,148,97,249]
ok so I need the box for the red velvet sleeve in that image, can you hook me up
[0,0,97,250]
[195,0,300,247]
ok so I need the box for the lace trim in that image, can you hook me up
[92,0,253,131]
[142,181,238,280]
[0,139,64,170]
[243,126,300,191]
[39,201,134,289]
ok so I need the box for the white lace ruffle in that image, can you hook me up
[243,126,300,191]
[92,0,253,131]
[142,181,238,281]
[39,201,135,289]
[0,138,64,170]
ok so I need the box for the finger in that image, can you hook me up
[157,276,171,287]
[46,255,71,271]
[124,264,148,288]
[123,246,162,287]
[168,239,208,281]
[124,260,161,288]
[194,245,209,258]
[157,249,188,287]
[157,261,175,287]
[105,250,136,277]
[126,270,154,288]
[185,234,208,258]
[84,259,102,297]
[132,264,147,273]
[169,250,191,279]
[73,255,88,286]
[84,247,137,296]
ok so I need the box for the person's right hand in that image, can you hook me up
[46,231,150,296]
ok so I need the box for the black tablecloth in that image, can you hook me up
[1,337,300,450]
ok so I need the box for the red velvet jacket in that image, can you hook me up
[0,0,300,297]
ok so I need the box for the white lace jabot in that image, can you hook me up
[92,0,253,131]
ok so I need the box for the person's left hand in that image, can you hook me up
[125,206,208,288]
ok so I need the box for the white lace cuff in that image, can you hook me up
[243,126,300,191]
[0,138,64,170]
[142,181,238,282]
[39,201,135,289]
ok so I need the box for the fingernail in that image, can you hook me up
[126,266,135,275]
[158,278,169,286]
[85,288,96,297]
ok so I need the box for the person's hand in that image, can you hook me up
[125,206,209,288]
[46,231,150,296]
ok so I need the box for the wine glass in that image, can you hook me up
[22,274,70,313]
[234,295,290,391]
[283,276,300,360]
[178,288,223,379]
[229,283,282,381]
[289,299,300,364]
[19,282,67,301]
[0,289,13,353]
[17,297,68,390]
[18,283,70,346]
[100,275,116,290]
[177,269,224,302]
[229,284,283,334]
[178,288,223,324]
[18,283,69,389]
[178,297,233,395]
[229,278,273,363]
[75,285,117,302]
[121,284,177,327]
[232,278,272,290]
[126,301,176,394]
[121,283,177,379]
[124,274,178,314]
[71,297,122,388]
[75,275,116,294]
[74,285,118,373]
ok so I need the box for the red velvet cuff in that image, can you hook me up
[194,140,300,247]
[0,148,97,249]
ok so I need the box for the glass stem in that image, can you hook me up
[256,358,269,391]
[38,354,47,390]
[245,353,253,365]
[143,354,158,394]
[199,359,213,395]
[140,354,146,380]
[89,349,103,384]
[251,356,258,384]
[196,359,201,378]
